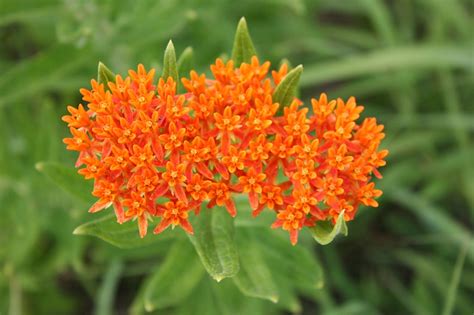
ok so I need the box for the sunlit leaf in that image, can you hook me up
[73,214,178,248]
[273,64,303,108]
[162,40,179,84]
[144,240,205,311]
[233,232,279,303]
[177,46,194,79]
[35,161,93,203]
[231,17,257,65]
[97,62,115,85]
[309,211,348,245]
[187,206,240,281]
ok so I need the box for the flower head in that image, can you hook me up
[64,58,387,244]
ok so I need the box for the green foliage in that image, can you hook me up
[1,0,473,314]
[162,40,179,84]
[231,17,257,65]
[273,64,303,108]
[310,211,348,245]
[73,214,179,249]
[97,62,116,85]
[187,207,240,281]
[143,240,205,311]
[35,161,93,203]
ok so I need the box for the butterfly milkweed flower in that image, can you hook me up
[63,57,388,244]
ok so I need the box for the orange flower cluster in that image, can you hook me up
[63,57,387,244]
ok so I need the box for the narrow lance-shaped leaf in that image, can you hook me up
[94,259,123,315]
[97,62,115,85]
[233,232,279,303]
[273,64,303,109]
[73,214,179,249]
[36,161,93,203]
[177,46,194,79]
[187,206,240,281]
[231,17,257,65]
[162,40,179,84]
[144,240,205,312]
[177,46,194,93]
[256,229,324,291]
[309,211,348,245]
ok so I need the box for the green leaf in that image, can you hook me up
[233,232,279,303]
[97,62,115,85]
[310,211,348,245]
[36,161,93,203]
[231,17,257,65]
[162,40,179,84]
[256,229,324,291]
[177,46,194,93]
[273,65,303,109]
[73,214,178,249]
[300,45,473,88]
[144,240,205,312]
[177,46,194,79]
[94,259,123,315]
[187,206,240,281]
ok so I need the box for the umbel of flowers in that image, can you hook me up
[62,23,387,245]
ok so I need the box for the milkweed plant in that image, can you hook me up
[43,18,387,313]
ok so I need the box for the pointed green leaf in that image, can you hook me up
[177,46,194,79]
[97,62,115,85]
[162,40,179,84]
[36,161,93,203]
[177,46,194,93]
[231,17,257,65]
[273,64,303,109]
[310,211,348,245]
[233,232,279,303]
[256,229,324,291]
[187,206,240,281]
[94,259,123,315]
[144,240,205,312]
[73,214,178,248]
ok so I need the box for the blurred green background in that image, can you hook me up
[1,0,473,314]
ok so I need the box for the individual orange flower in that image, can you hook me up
[130,143,154,168]
[186,174,211,201]
[357,182,382,207]
[292,188,317,214]
[270,134,294,159]
[63,127,91,151]
[271,62,288,85]
[154,201,193,234]
[259,185,283,211]
[246,108,272,132]
[105,145,130,171]
[272,205,306,245]
[129,64,155,88]
[89,180,121,213]
[292,134,319,159]
[238,167,266,210]
[78,157,104,180]
[221,145,246,173]
[208,182,236,217]
[327,144,353,171]
[292,159,317,185]
[62,104,90,128]
[248,134,273,161]
[214,106,241,132]
[315,175,345,200]
[159,122,186,151]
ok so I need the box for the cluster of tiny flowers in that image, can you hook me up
[63,57,388,244]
